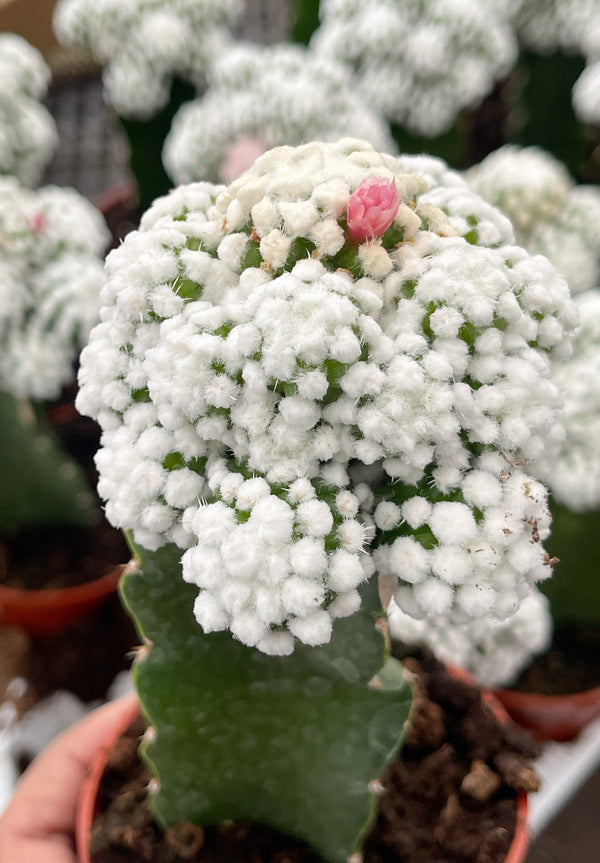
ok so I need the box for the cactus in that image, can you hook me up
[539,292,600,624]
[78,139,576,859]
[467,146,600,296]
[121,541,410,862]
[290,0,321,45]
[542,503,600,622]
[163,42,395,188]
[310,0,518,139]
[53,0,244,209]
[0,394,95,530]
[468,155,600,642]
[0,33,57,186]
[0,174,109,531]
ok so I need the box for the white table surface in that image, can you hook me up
[528,716,600,837]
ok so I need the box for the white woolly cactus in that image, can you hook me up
[77,139,577,657]
[399,152,515,248]
[510,0,600,55]
[542,291,600,512]
[310,0,517,136]
[572,17,600,123]
[388,587,552,688]
[509,0,600,125]
[52,0,243,119]
[467,145,600,295]
[572,60,600,124]
[163,42,396,185]
[0,33,58,186]
[0,176,109,400]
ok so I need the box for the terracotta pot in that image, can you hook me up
[0,564,124,635]
[480,686,530,863]
[93,182,138,217]
[76,695,140,863]
[446,665,530,863]
[94,183,139,255]
[492,685,600,743]
[75,681,530,863]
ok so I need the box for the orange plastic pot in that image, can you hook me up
[492,685,600,743]
[0,564,124,635]
[76,677,530,863]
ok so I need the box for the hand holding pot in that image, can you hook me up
[0,693,137,863]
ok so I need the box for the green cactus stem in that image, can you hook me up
[0,392,97,531]
[290,0,321,45]
[510,50,591,181]
[541,500,600,623]
[390,118,468,170]
[120,77,196,213]
[121,541,412,863]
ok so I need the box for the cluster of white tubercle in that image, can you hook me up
[50,0,600,137]
[163,42,396,185]
[467,145,600,296]
[467,145,600,514]
[0,33,57,186]
[511,0,600,124]
[77,139,577,655]
[511,0,599,54]
[311,0,518,136]
[52,0,243,119]
[543,291,600,512]
[0,176,109,400]
[311,0,600,133]
[571,4,600,125]
[387,587,552,687]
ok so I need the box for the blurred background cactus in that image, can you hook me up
[52,0,245,211]
[0,173,108,529]
[0,32,57,185]
[0,33,109,531]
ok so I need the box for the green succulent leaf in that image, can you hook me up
[121,541,412,863]
[0,393,96,531]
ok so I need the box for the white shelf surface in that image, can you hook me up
[528,716,600,837]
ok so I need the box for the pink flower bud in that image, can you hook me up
[28,211,48,234]
[346,177,400,243]
[220,135,267,183]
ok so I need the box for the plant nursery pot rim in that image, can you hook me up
[0,564,124,635]
[93,182,138,216]
[492,685,600,743]
[76,680,530,863]
[76,694,140,863]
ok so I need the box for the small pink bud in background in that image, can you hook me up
[28,211,48,234]
[346,177,400,243]
[220,135,267,183]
